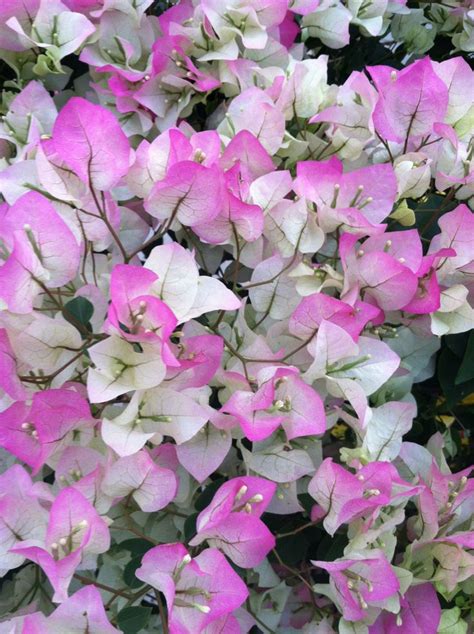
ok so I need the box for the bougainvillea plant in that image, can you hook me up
[0,0,473,632]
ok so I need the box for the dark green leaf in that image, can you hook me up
[455,332,474,385]
[62,296,94,330]
[123,555,146,589]
[314,532,348,562]
[118,538,154,557]
[438,348,474,407]
[194,478,225,511]
[414,193,456,240]
[445,332,470,359]
[297,493,314,514]
[117,607,152,634]
[229,561,247,580]
[183,512,198,541]
[273,533,309,566]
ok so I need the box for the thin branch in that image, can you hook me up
[272,549,314,593]
[90,186,128,262]
[74,574,136,600]
[155,590,169,634]
[276,521,317,539]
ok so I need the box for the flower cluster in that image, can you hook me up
[0,1,473,633]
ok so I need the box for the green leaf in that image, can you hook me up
[438,348,474,408]
[455,332,474,385]
[414,193,456,240]
[117,607,152,634]
[118,538,154,557]
[228,561,247,580]
[389,200,415,226]
[183,512,198,541]
[297,493,314,513]
[442,428,458,459]
[315,532,348,562]
[438,607,467,634]
[62,296,94,331]
[123,555,145,589]
[273,533,309,565]
[194,478,225,511]
[445,333,470,359]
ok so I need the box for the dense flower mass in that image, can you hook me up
[0,0,473,632]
